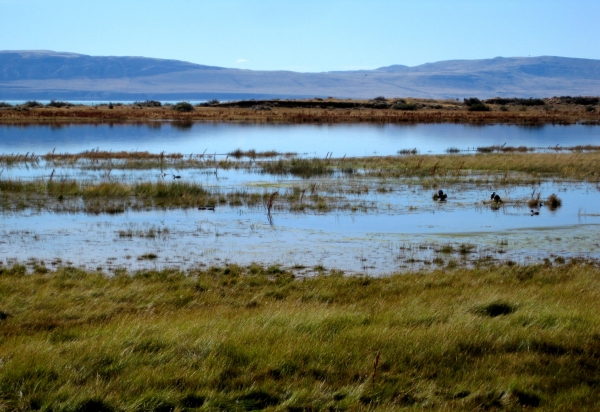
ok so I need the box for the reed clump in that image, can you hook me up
[227,149,296,159]
[546,193,563,210]
[1,263,600,410]
[528,191,542,208]
[261,158,333,178]
[46,150,184,161]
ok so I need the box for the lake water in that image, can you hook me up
[1,123,598,157]
[1,123,599,274]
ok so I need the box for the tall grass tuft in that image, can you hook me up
[261,158,332,178]
[528,191,542,208]
[546,193,563,210]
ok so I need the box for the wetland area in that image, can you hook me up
[1,120,599,275]
[2,102,600,410]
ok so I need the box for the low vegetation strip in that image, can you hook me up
[256,151,600,181]
[1,262,599,410]
[0,180,346,213]
[3,150,599,180]
[0,180,208,200]
[0,97,598,125]
[0,151,598,214]
[341,151,600,180]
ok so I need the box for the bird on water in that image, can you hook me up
[437,189,448,201]
[491,192,502,203]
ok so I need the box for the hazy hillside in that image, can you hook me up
[1,51,599,100]
[0,50,223,80]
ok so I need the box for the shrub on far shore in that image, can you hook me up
[464,98,491,111]
[134,100,162,108]
[468,103,491,112]
[392,102,418,111]
[463,97,483,107]
[484,98,545,106]
[46,100,73,108]
[22,100,44,108]
[171,102,194,112]
[558,96,599,106]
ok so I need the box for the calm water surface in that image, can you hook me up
[1,123,598,156]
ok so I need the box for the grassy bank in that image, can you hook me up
[1,262,600,410]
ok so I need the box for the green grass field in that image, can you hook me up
[2,261,600,410]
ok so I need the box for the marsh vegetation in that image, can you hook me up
[1,144,598,274]
[0,149,596,214]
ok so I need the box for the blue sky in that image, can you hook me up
[1,0,599,72]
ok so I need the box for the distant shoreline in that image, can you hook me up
[1,97,598,125]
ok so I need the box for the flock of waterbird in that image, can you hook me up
[435,190,542,216]
[156,171,544,217]
[32,160,558,220]
[160,172,180,179]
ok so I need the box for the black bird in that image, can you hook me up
[198,206,215,211]
[491,191,496,200]
[437,189,447,201]
[172,174,181,179]
[160,172,167,178]
[491,192,502,203]
[530,209,539,216]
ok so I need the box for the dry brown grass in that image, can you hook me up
[1,98,598,125]
[328,151,600,180]
[47,149,183,161]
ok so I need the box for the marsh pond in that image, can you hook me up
[1,122,599,274]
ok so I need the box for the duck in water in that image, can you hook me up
[530,209,539,216]
[434,189,447,201]
[491,192,502,203]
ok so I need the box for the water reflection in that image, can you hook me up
[1,123,598,157]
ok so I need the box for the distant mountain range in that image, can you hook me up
[1,50,599,100]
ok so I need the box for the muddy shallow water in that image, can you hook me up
[2,209,599,275]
